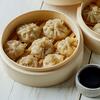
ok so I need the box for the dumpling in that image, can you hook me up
[17,55,38,67]
[93,23,100,34]
[83,4,100,25]
[4,40,27,60]
[31,45,44,59]
[56,36,77,57]
[17,23,41,43]
[43,54,64,67]
[43,18,71,40]
[31,37,54,59]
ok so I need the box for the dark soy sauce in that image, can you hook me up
[78,66,100,88]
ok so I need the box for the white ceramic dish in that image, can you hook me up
[0,10,84,87]
[76,64,100,97]
[77,0,100,54]
[44,0,82,6]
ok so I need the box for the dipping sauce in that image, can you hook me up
[78,65,100,88]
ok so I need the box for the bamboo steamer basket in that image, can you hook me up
[77,0,100,54]
[0,10,84,87]
[44,0,82,6]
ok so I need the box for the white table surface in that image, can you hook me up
[0,0,100,100]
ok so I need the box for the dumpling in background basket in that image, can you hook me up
[96,0,100,6]
[93,23,100,34]
[43,54,64,67]
[31,37,54,59]
[82,3,100,26]
[56,36,77,57]
[17,55,38,67]
[17,23,41,43]
[43,18,71,41]
[4,40,27,61]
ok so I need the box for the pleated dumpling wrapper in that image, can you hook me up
[43,18,71,41]
[17,23,41,44]
[4,40,27,60]
[43,54,64,67]
[31,37,54,59]
[17,55,38,67]
[56,36,77,57]
[83,3,100,25]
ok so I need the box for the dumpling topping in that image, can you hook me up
[56,36,77,57]
[31,37,54,59]
[83,4,100,25]
[4,40,27,60]
[43,54,64,67]
[17,23,41,43]
[17,55,38,67]
[43,19,71,40]
[93,23,100,34]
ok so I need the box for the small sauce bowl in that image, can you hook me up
[76,64,100,97]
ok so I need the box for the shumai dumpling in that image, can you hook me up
[56,37,77,57]
[43,54,64,67]
[93,23,100,34]
[31,37,54,59]
[4,40,27,60]
[17,55,38,67]
[17,23,41,43]
[43,18,71,40]
[83,4,100,25]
